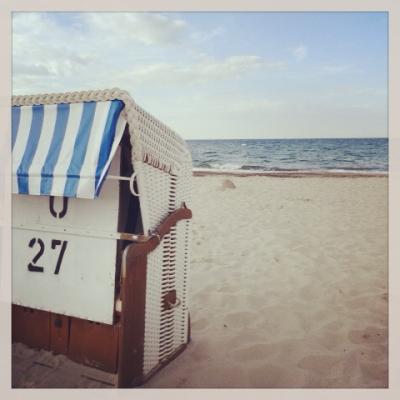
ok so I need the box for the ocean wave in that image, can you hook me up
[189,138,388,173]
[239,165,267,171]
[197,162,213,168]
[193,164,387,173]
[325,166,385,171]
[192,167,388,175]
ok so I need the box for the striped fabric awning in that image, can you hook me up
[12,100,127,199]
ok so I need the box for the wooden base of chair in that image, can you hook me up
[12,305,120,373]
[12,305,191,386]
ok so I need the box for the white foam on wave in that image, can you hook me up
[192,167,388,176]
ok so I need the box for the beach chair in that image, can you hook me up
[11,88,193,387]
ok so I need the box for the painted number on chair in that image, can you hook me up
[27,238,68,275]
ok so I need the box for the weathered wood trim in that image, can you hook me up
[126,206,192,259]
[117,253,147,388]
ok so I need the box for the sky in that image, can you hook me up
[12,12,388,140]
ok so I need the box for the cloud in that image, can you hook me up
[83,13,188,46]
[13,13,101,93]
[12,12,284,97]
[349,104,371,109]
[292,45,307,61]
[190,26,225,43]
[13,63,55,77]
[13,13,52,37]
[224,98,283,113]
[197,55,284,79]
[13,12,231,94]
[319,65,354,74]
[119,56,286,86]
[12,12,188,83]
[324,86,387,98]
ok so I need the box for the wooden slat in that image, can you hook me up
[12,305,50,350]
[50,313,70,355]
[117,253,147,387]
[68,317,119,373]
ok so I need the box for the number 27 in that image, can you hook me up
[28,238,68,275]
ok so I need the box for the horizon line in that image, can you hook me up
[185,136,388,141]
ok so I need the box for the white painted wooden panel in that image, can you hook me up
[12,231,117,324]
[12,149,121,324]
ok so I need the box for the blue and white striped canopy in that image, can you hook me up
[12,100,126,199]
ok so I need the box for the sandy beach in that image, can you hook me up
[12,174,388,388]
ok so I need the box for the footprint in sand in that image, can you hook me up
[247,364,287,388]
[323,320,345,331]
[224,311,259,329]
[345,295,376,308]
[192,286,218,303]
[216,286,236,293]
[246,294,264,308]
[297,355,341,374]
[315,332,342,351]
[190,342,212,363]
[232,343,276,362]
[192,317,209,331]
[298,284,319,301]
[348,326,387,345]
[360,361,388,384]
[357,345,387,362]
[218,294,242,308]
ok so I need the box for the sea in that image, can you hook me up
[187,138,388,174]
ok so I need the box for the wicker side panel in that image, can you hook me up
[158,164,192,362]
[136,161,192,376]
[158,172,177,362]
[142,243,163,375]
[172,220,190,349]
[172,164,192,349]
[135,162,172,233]
[139,163,172,375]
[158,228,176,362]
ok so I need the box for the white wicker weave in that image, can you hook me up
[139,162,192,375]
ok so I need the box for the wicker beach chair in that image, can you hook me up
[11,88,193,387]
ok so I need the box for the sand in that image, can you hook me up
[12,174,388,388]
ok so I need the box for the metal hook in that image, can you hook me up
[166,297,181,309]
[148,230,161,244]
[129,172,140,197]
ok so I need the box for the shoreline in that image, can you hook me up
[193,169,388,178]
